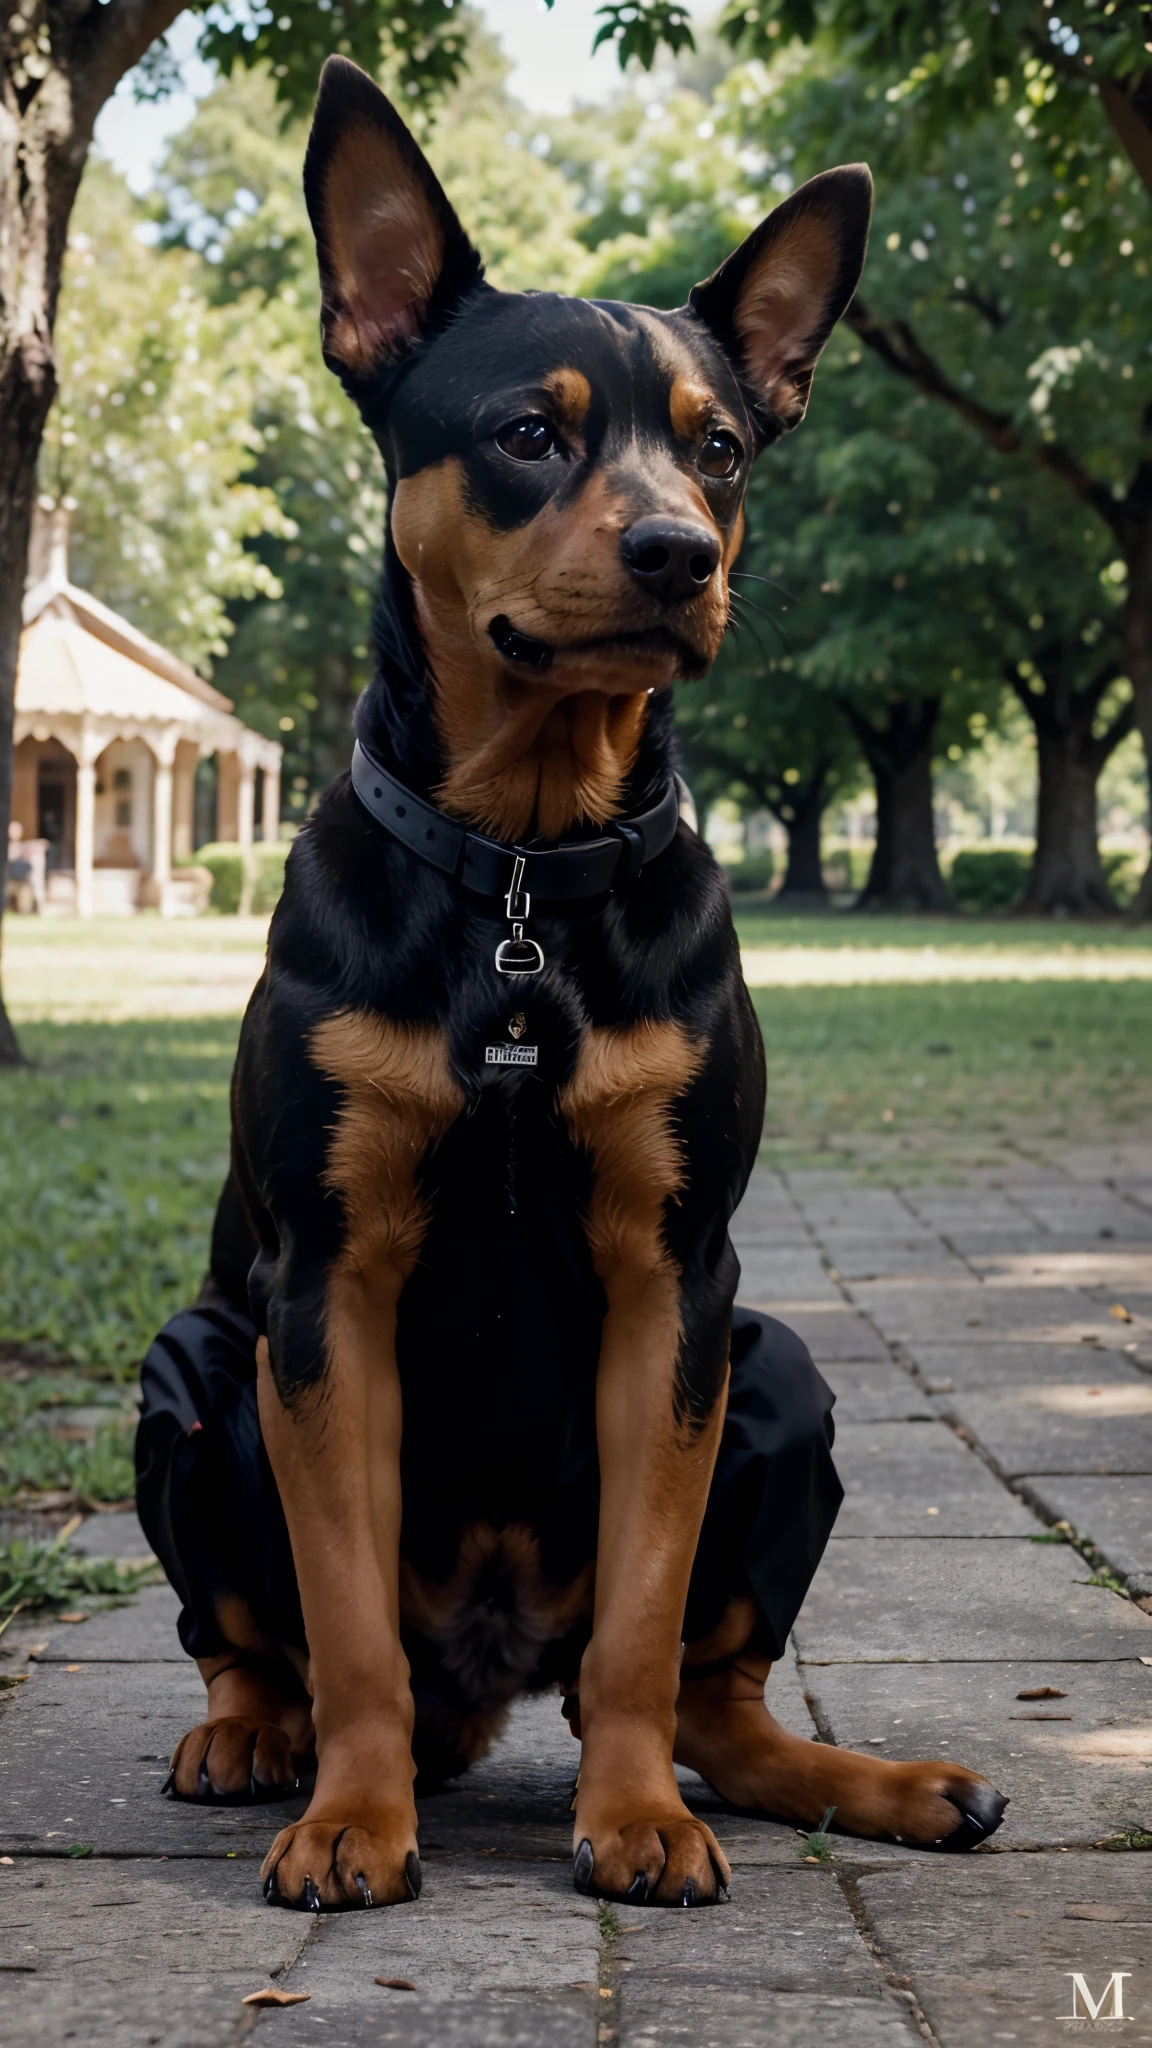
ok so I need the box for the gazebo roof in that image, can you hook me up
[16,514,281,771]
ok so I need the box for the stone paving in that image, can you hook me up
[2,1146,1151,2047]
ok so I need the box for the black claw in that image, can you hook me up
[404,1851,423,1901]
[263,1863,282,1904]
[933,1785,1009,1854]
[302,1877,323,1914]
[196,1759,212,1802]
[681,1878,697,1909]
[160,1770,175,1798]
[356,1872,373,1908]
[625,1872,650,1905]
[573,1838,595,1894]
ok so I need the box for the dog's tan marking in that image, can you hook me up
[390,454,729,839]
[675,1600,1000,1845]
[310,1011,463,1281]
[317,123,445,374]
[558,1019,706,1282]
[402,1524,594,1701]
[668,374,715,443]
[253,1018,461,1910]
[559,1021,730,1902]
[543,366,593,439]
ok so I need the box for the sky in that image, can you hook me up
[93,0,712,193]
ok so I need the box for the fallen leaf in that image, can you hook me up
[26,1644,49,1660]
[375,1978,416,1991]
[65,1665,82,1674]
[1140,1656,1152,1667]
[58,1614,87,1625]
[1109,1304,1133,1323]
[241,1988,311,2007]
[0,1856,14,1865]
[1017,1686,1067,1700]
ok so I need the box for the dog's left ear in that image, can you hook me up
[303,54,482,380]
[690,165,872,436]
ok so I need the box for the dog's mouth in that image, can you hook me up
[488,614,706,679]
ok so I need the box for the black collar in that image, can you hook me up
[350,739,680,902]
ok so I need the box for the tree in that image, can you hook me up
[718,12,1152,913]
[0,0,669,1063]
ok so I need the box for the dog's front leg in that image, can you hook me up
[254,1010,463,1911]
[561,1021,732,1907]
[574,1263,731,1906]
[255,1265,420,1912]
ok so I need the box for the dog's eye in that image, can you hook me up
[697,431,742,479]
[495,416,557,463]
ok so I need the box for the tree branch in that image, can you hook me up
[1100,75,1152,205]
[71,0,188,133]
[845,296,1125,541]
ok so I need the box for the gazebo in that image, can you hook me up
[12,506,282,916]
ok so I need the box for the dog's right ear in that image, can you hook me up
[303,55,482,380]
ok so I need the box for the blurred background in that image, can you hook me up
[2,0,1151,1543]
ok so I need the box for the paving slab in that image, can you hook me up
[793,1538,1152,1664]
[249,1991,594,2048]
[817,1361,936,1424]
[0,1855,309,2048]
[613,1989,920,2048]
[18,1585,186,1663]
[69,1511,154,1560]
[895,1342,1151,1390]
[831,1422,1038,1538]
[854,1853,1152,2047]
[941,1383,1152,1476]
[849,1281,1124,1348]
[734,1249,840,1300]
[734,1301,890,1363]
[965,1246,1152,1290]
[801,1660,1152,1849]
[612,1864,882,2000]
[1014,1477,1152,1598]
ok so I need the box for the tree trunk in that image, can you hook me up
[0,4,184,1060]
[773,765,830,907]
[846,698,952,912]
[1014,673,1135,918]
[1121,518,1152,922]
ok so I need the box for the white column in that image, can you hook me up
[75,740,96,920]
[150,732,177,911]
[261,758,281,844]
[237,756,256,850]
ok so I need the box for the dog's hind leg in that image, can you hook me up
[675,1604,1006,1850]
[168,1639,315,1804]
[676,1309,1006,1851]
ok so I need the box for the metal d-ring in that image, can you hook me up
[495,856,544,974]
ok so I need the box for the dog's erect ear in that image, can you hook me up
[303,55,482,378]
[690,165,872,435]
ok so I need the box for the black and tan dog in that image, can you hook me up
[136,56,1006,1914]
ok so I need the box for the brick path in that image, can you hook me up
[2,1147,1151,2046]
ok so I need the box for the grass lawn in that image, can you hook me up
[1,908,1150,1506]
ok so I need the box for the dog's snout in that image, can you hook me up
[620,517,720,605]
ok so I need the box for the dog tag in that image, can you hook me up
[495,922,544,975]
[485,1043,538,1066]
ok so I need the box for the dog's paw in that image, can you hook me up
[261,1817,422,1911]
[165,1718,300,1803]
[887,1765,1008,1851]
[572,1811,729,1907]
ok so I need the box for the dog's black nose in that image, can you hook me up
[620,518,720,605]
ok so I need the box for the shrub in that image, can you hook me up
[180,840,288,914]
[1102,850,1144,908]
[190,842,245,914]
[950,848,1029,912]
[727,849,775,895]
[249,842,288,914]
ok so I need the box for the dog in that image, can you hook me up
[135,54,1006,1914]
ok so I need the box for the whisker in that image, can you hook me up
[730,570,800,606]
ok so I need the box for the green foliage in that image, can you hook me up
[193,843,246,915]
[949,847,1029,911]
[0,1535,159,1631]
[0,1376,136,1507]
[0,1020,236,1376]
[727,850,777,894]
[41,162,288,675]
[797,1805,837,1861]
[249,842,289,914]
